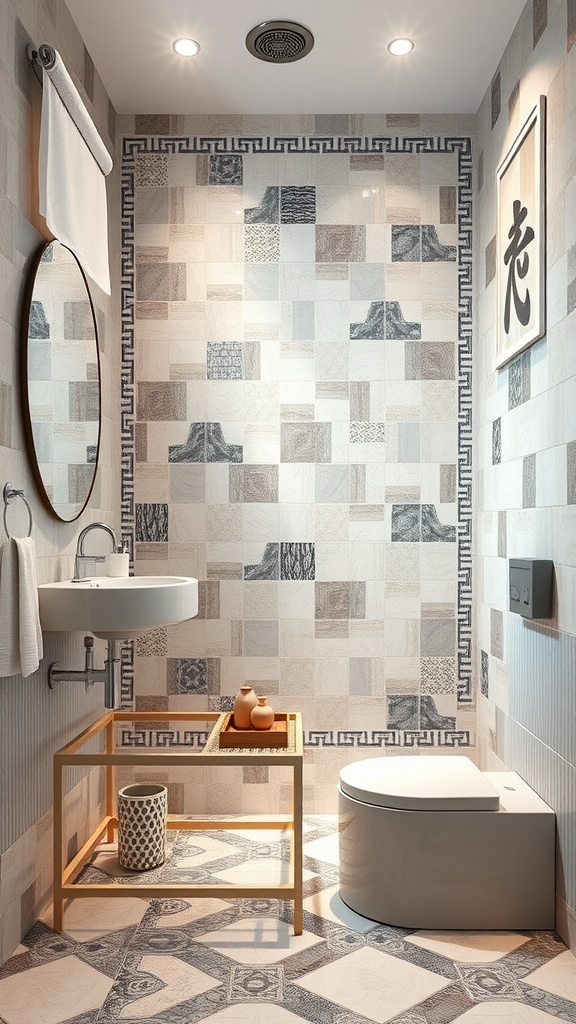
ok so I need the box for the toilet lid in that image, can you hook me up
[339,755,500,811]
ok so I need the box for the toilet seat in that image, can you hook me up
[339,755,500,811]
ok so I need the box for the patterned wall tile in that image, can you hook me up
[533,0,548,48]
[280,543,315,580]
[245,186,279,223]
[492,418,502,465]
[245,225,280,262]
[405,342,455,380]
[245,543,280,580]
[439,186,456,223]
[167,658,208,694]
[135,503,169,542]
[509,351,531,409]
[491,71,501,128]
[209,154,243,185]
[315,225,366,262]
[485,236,496,287]
[281,186,316,223]
[523,454,536,508]
[229,465,278,502]
[490,608,504,660]
[481,650,489,697]
[421,619,456,657]
[137,382,187,421]
[281,422,331,463]
[207,342,244,380]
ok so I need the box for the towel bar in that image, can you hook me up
[3,482,33,539]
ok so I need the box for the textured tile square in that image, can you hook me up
[280,543,315,580]
[135,503,169,542]
[245,225,280,263]
[244,543,280,580]
[523,453,536,508]
[508,350,531,409]
[492,418,501,465]
[485,236,496,287]
[280,186,316,223]
[533,0,548,48]
[568,442,576,504]
[421,618,456,657]
[137,382,187,421]
[167,658,208,694]
[491,608,504,660]
[207,342,244,380]
[491,71,501,128]
[481,649,489,697]
[230,464,278,502]
[209,154,243,185]
[315,224,366,262]
[405,342,455,380]
[281,422,331,463]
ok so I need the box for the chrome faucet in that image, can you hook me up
[72,522,118,582]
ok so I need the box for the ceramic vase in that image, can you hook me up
[250,696,275,730]
[233,685,258,729]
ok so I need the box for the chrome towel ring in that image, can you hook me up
[3,482,34,539]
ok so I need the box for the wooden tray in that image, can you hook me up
[218,712,289,748]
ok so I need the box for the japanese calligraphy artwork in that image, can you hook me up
[496,96,546,368]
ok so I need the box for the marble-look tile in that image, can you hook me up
[492,418,502,465]
[420,619,456,657]
[406,930,529,963]
[405,342,455,380]
[524,950,576,1000]
[281,422,331,463]
[0,956,112,1024]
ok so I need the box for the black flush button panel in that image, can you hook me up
[509,559,553,619]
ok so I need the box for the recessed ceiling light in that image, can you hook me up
[173,38,201,57]
[387,38,414,56]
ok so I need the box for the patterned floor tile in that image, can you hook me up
[40,897,148,943]
[522,949,576,1001]
[302,833,340,865]
[117,953,220,1018]
[154,898,233,928]
[0,955,112,1024]
[405,930,530,964]
[293,945,450,1022]
[454,1002,571,1022]
[196,917,324,963]
[212,859,317,886]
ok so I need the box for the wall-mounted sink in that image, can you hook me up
[38,575,199,640]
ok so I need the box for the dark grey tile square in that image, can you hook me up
[280,543,315,580]
[391,504,421,542]
[509,350,531,409]
[206,423,243,463]
[209,154,243,185]
[29,301,50,339]
[83,47,95,102]
[478,150,484,192]
[350,301,385,340]
[533,0,548,47]
[280,186,316,224]
[135,114,171,134]
[136,503,169,542]
[387,695,418,729]
[392,224,421,262]
[167,658,208,694]
[509,81,520,120]
[421,226,456,262]
[491,71,501,128]
[492,418,501,465]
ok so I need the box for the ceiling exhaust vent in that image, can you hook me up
[245,21,314,63]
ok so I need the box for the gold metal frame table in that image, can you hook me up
[52,711,303,933]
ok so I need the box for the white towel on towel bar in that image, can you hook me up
[0,538,44,679]
[39,61,111,294]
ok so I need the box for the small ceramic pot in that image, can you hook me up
[233,685,258,729]
[250,696,275,730]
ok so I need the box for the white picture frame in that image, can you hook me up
[496,95,546,369]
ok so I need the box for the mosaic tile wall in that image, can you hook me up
[474,0,576,951]
[121,126,473,812]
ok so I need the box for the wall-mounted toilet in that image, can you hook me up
[338,755,555,930]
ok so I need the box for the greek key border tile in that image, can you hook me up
[119,728,473,749]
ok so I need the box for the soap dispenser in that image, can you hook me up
[107,544,130,578]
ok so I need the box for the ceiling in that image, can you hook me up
[64,0,527,116]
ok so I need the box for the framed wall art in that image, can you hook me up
[496,95,546,369]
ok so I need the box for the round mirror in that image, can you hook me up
[21,240,101,521]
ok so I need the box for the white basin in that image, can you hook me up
[38,575,198,640]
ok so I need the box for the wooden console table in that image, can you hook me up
[53,710,303,933]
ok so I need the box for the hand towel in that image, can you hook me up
[0,538,44,679]
[38,60,112,294]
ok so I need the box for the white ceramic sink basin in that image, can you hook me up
[38,575,198,640]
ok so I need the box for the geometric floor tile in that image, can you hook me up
[212,858,317,886]
[454,1002,573,1022]
[523,950,576,1001]
[302,833,340,865]
[293,946,450,1023]
[405,930,531,964]
[0,955,113,1024]
[40,896,148,942]
[155,897,233,927]
[303,883,378,932]
[196,917,324,963]
[200,1006,315,1023]
[2,818,574,1024]
[118,954,220,1018]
